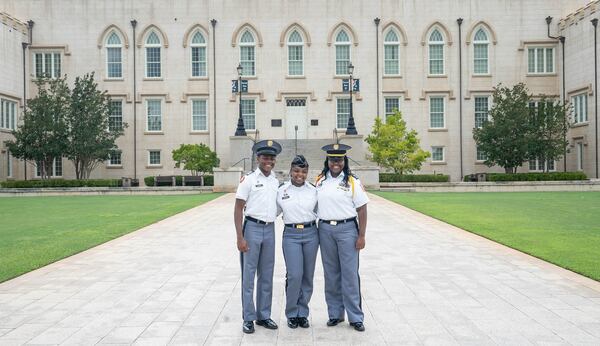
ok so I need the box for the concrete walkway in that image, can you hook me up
[1,193,599,345]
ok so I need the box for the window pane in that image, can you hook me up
[191,47,207,77]
[432,147,444,161]
[149,151,161,165]
[147,100,162,131]
[192,99,207,131]
[336,45,350,75]
[107,47,122,78]
[146,47,161,77]
[54,158,62,176]
[546,48,554,73]
[474,44,488,74]
[35,53,43,77]
[385,98,400,120]
[384,45,399,75]
[53,53,61,78]
[288,45,303,75]
[241,99,255,129]
[337,98,350,128]
[109,100,123,131]
[536,48,544,73]
[429,45,443,74]
[240,46,255,76]
[430,97,444,128]
[474,96,489,128]
[528,48,535,73]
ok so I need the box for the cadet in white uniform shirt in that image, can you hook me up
[276,155,319,329]
[234,140,282,334]
[315,143,369,332]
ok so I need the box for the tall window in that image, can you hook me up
[146,99,162,132]
[528,47,554,74]
[384,97,400,120]
[428,29,444,75]
[34,52,61,78]
[431,147,444,162]
[148,150,161,166]
[108,151,122,166]
[476,146,487,161]
[429,97,445,128]
[241,99,256,130]
[145,32,161,78]
[106,32,122,78]
[577,142,584,171]
[474,96,489,128]
[109,100,123,132]
[1,99,17,130]
[36,158,62,177]
[473,28,489,74]
[572,94,588,124]
[191,99,208,131]
[335,30,351,75]
[287,30,303,76]
[336,98,351,128]
[191,31,207,77]
[384,30,400,75]
[6,151,12,177]
[240,31,255,76]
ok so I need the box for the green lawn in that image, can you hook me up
[373,191,600,281]
[0,193,224,283]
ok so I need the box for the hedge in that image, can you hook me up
[1,179,122,188]
[463,172,587,182]
[379,173,450,183]
[144,175,214,187]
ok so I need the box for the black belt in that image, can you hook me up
[284,221,317,229]
[319,217,357,226]
[245,216,273,225]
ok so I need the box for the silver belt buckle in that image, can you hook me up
[330,220,337,226]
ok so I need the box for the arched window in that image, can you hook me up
[428,29,444,75]
[384,29,400,75]
[287,30,304,76]
[145,31,162,78]
[190,31,206,77]
[335,30,351,75]
[473,28,489,74]
[106,31,122,78]
[240,30,255,76]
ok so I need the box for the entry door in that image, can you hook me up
[286,99,307,139]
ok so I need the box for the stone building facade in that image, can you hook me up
[0,0,597,183]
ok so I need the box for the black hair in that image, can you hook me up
[291,155,309,168]
[320,156,352,186]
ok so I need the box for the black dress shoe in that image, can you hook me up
[243,321,255,334]
[326,318,344,326]
[287,317,298,329]
[350,321,365,332]
[256,318,278,329]
[297,317,310,328]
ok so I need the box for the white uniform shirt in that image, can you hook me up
[235,169,279,222]
[277,181,318,224]
[316,171,369,220]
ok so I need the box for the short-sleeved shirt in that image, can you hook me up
[235,169,279,222]
[277,181,318,224]
[316,171,369,220]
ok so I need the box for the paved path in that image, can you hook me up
[1,193,599,345]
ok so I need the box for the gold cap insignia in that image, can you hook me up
[267,140,273,146]
[333,144,339,150]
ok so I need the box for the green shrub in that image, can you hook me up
[379,173,450,183]
[144,176,155,186]
[1,179,121,188]
[487,172,587,181]
[203,175,214,186]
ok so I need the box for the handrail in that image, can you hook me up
[232,157,250,172]
[348,157,362,166]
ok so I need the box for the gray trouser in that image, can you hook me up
[240,219,275,321]
[319,219,363,323]
[282,224,319,319]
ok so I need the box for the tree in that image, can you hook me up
[65,73,126,179]
[172,143,220,184]
[473,83,531,173]
[527,97,570,172]
[365,111,430,174]
[5,77,70,179]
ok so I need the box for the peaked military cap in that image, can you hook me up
[252,139,282,156]
[321,143,352,157]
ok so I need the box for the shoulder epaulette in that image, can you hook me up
[315,174,324,185]
[279,182,285,188]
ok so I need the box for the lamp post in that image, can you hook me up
[346,62,358,135]
[234,63,247,136]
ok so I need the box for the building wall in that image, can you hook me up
[0,12,27,181]
[560,2,599,179]
[0,0,592,182]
